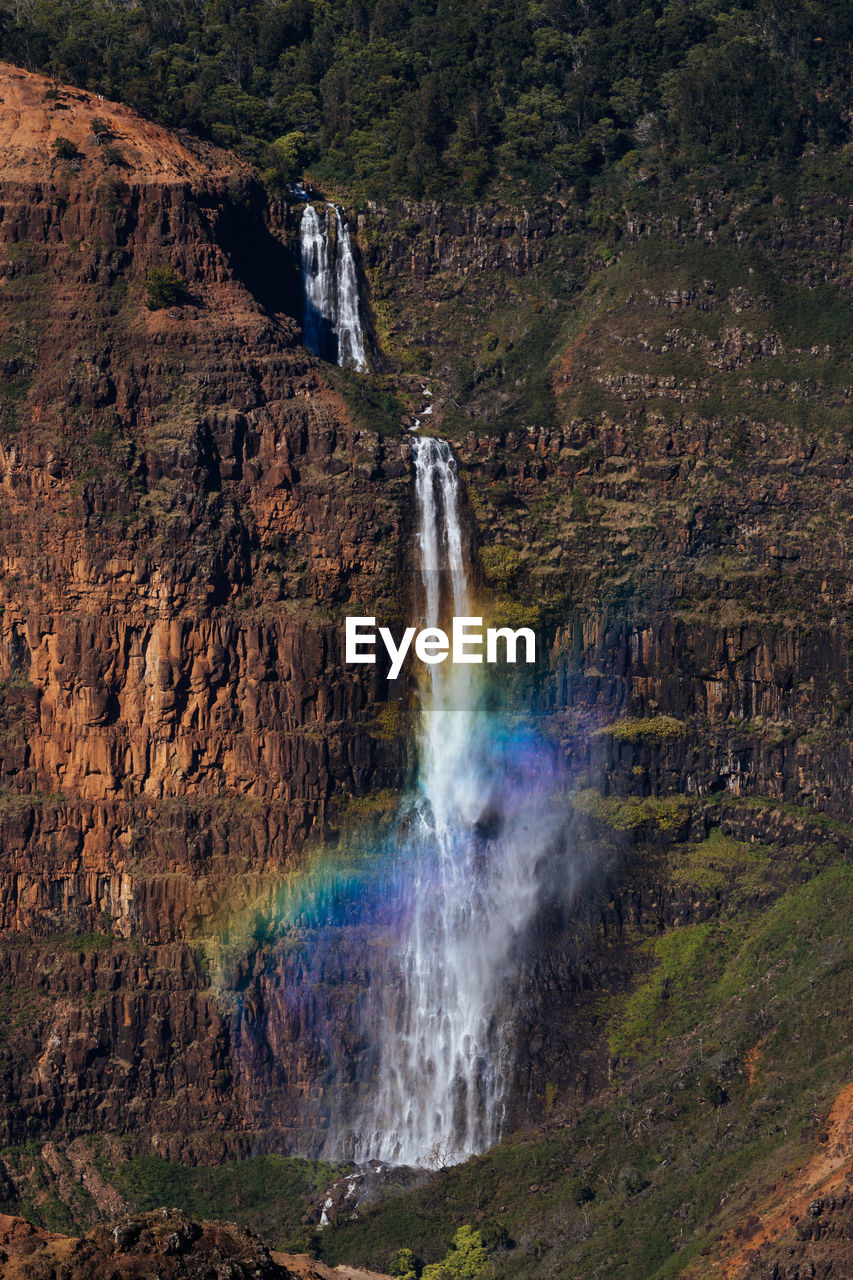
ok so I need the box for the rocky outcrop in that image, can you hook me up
[0,1208,294,1278]
[0,1207,395,1280]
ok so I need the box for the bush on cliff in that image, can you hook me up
[51,136,79,160]
[145,266,189,311]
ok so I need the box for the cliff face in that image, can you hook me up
[356,183,853,822]
[0,63,412,1154]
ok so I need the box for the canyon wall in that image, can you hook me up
[1,57,852,1183]
[0,64,412,1156]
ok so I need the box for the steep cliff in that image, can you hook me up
[0,63,412,1159]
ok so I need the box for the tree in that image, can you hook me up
[52,136,80,160]
[145,266,189,310]
[421,1226,489,1279]
[264,130,309,187]
[389,1247,418,1280]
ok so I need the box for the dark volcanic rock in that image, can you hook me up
[0,1208,293,1278]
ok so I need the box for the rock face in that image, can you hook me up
[0,1208,394,1280]
[0,1208,294,1278]
[0,63,412,1155]
[752,1193,853,1279]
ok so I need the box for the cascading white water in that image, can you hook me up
[333,208,367,371]
[353,437,546,1167]
[299,204,367,371]
[300,204,335,361]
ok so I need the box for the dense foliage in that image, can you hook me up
[144,265,190,310]
[0,0,850,200]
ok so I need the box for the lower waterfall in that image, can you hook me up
[223,434,576,1168]
[348,437,567,1166]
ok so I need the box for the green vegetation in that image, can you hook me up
[595,715,686,743]
[609,921,717,1055]
[0,787,65,811]
[2,1,849,201]
[368,700,408,742]
[54,930,114,952]
[334,787,399,820]
[325,368,404,437]
[573,788,689,833]
[321,857,853,1278]
[101,1151,344,1250]
[0,1143,95,1231]
[264,130,310,188]
[145,266,190,310]
[0,1146,346,1250]
[479,546,522,592]
[422,1225,489,1278]
[390,1247,419,1279]
[671,827,771,900]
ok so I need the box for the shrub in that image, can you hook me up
[421,1226,488,1279]
[595,715,686,743]
[101,143,125,168]
[389,1247,418,1280]
[52,136,80,160]
[145,265,189,310]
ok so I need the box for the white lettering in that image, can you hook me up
[346,616,376,663]
[415,627,450,664]
[452,616,483,663]
[345,618,538,671]
[486,626,536,663]
[379,626,416,680]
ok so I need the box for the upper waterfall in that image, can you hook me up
[299,204,335,362]
[333,208,367,371]
[299,203,367,371]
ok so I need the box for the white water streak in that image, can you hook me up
[299,204,367,371]
[356,437,542,1167]
[333,208,367,371]
[300,205,334,359]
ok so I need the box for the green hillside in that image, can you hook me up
[1,0,850,200]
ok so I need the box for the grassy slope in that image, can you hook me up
[319,814,853,1278]
[0,1143,345,1252]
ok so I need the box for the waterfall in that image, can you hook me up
[239,431,577,1168]
[333,208,367,371]
[299,204,335,362]
[351,437,554,1167]
[299,204,367,371]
